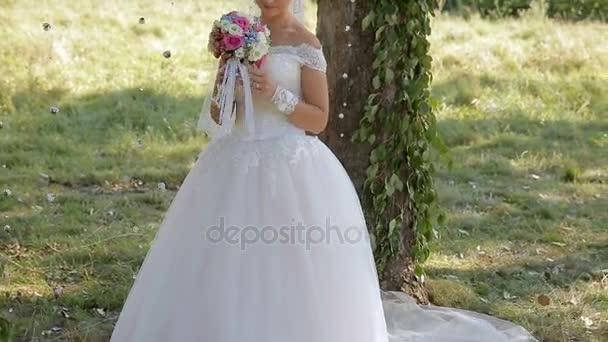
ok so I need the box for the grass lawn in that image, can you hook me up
[1,1,606,341]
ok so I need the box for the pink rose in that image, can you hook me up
[233,16,250,31]
[222,34,244,51]
[255,22,265,32]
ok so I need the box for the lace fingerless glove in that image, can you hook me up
[271,85,300,115]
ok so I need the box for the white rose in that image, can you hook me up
[227,23,243,35]
[248,47,264,62]
[234,47,245,59]
[257,43,268,55]
[256,32,267,45]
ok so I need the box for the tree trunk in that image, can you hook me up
[316,0,428,303]
[315,0,374,191]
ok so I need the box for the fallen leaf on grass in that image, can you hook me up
[537,294,551,306]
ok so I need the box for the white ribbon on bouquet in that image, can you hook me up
[198,57,256,141]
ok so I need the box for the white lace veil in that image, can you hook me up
[196,0,304,140]
[291,0,305,23]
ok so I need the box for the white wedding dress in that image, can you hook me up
[110,43,537,342]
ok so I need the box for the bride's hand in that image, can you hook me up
[247,64,277,100]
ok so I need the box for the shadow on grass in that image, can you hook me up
[3,84,210,189]
[430,73,608,253]
[427,242,608,340]
[429,239,608,296]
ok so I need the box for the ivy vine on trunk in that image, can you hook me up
[356,0,446,297]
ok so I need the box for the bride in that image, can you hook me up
[110,0,537,341]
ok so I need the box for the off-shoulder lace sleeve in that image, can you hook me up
[297,44,327,73]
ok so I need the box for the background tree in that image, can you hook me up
[316,0,442,303]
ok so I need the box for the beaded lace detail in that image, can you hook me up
[269,43,327,73]
[271,85,300,115]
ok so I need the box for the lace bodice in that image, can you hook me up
[198,43,327,141]
[268,43,327,73]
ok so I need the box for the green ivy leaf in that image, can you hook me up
[375,25,386,40]
[385,182,395,196]
[385,67,395,83]
[370,104,380,118]
[367,163,379,178]
[388,218,399,236]
[390,173,404,192]
[362,11,375,31]
[372,75,381,90]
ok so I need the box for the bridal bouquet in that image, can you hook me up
[206,11,271,137]
[208,11,271,68]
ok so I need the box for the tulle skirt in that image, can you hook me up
[110,132,537,342]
